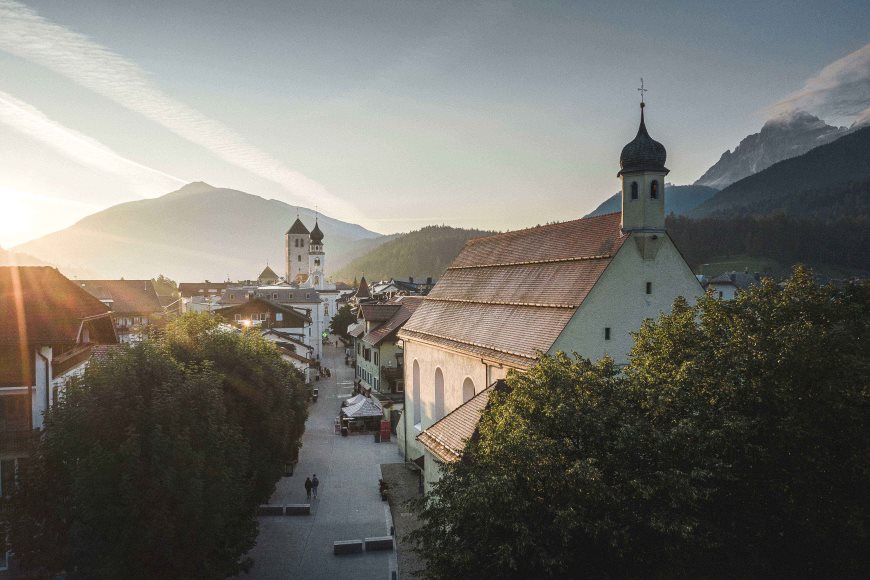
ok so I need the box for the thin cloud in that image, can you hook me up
[0,89,185,191]
[0,0,354,217]
[769,43,870,125]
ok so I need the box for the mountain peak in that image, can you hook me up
[695,111,849,189]
[171,181,218,196]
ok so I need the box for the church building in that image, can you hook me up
[398,103,704,490]
[283,215,341,339]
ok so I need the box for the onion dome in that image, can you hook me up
[618,103,668,176]
[310,219,324,243]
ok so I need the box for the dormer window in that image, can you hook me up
[650,180,659,199]
[630,181,638,200]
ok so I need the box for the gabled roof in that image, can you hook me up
[0,267,115,345]
[78,279,164,315]
[355,276,370,299]
[362,296,424,347]
[216,297,311,325]
[258,265,279,280]
[417,381,503,463]
[287,217,309,235]
[341,397,383,419]
[359,303,401,322]
[178,282,229,297]
[399,213,626,368]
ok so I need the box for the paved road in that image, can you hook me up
[243,342,403,579]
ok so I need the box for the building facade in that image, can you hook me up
[399,103,704,488]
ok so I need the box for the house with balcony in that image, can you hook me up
[352,296,423,431]
[1,267,117,574]
[77,279,165,343]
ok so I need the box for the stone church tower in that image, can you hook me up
[308,219,326,290]
[285,216,310,283]
[618,101,669,233]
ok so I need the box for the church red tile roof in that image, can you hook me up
[417,381,502,463]
[399,213,626,368]
[0,266,114,346]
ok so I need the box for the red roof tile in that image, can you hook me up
[77,279,164,314]
[359,303,401,322]
[400,214,624,366]
[417,382,499,463]
[0,267,114,345]
[362,296,424,347]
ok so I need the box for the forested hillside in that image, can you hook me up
[332,225,493,283]
[667,214,869,273]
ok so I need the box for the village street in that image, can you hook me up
[243,342,403,579]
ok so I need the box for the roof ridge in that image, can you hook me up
[424,297,578,309]
[464,212,621,245]
[446,253,612,270]
[400,328,538,361]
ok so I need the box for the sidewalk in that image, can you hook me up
[243,342,403,579]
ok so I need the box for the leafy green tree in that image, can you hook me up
[411,267,870,579]
[7,314,309,577]
[7,343,255,578]
[329,303,357,343]
[159,313,308,504]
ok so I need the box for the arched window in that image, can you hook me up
[412,361,421,425]
[462,377,475,403]
[434,368,445,421]
[630,181,638,200]
[650,180,659,199]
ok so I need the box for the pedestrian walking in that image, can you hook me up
[312,474,320,498]
[304,477,312,500]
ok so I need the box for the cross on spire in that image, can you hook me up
[638,78,648,106]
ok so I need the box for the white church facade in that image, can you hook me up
[398,103,704,490]
[283,216,341,340]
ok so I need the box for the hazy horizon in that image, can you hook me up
[1,0,868,248]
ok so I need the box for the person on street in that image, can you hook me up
[312,474,320,498]
[304,477,312,500]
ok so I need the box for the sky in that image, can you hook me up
[0,0,868,248]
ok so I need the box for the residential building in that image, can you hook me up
[1,267,118,574]
[77,279,165,343]
[179,282,229,314]
[352,296,423,431]
[705,271,762,300]
[399,103,704,489]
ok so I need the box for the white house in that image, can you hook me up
[398,103,704,490]
[1,267,118,574]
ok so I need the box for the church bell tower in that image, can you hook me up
[618,90,669,233]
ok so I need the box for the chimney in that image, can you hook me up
[426,277,432,285]
[409,277,414,283]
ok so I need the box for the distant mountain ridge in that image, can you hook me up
[13,182,385,281]
[331,225,494,283]
[694,111,850,189]
[691,125,870,218]
[586,184,718,218]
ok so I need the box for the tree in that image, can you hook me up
[7,314,309,577]
[151,274,179,298]
[411,267,870,578]
[159,313,308,504]
[329,303,357,343]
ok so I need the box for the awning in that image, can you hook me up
[341,397,384,419]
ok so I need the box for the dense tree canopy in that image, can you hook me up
[329,303,357,343]
[6,314,308,578]
[411,268,870,579]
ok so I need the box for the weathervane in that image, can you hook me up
[638,77,647,106]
